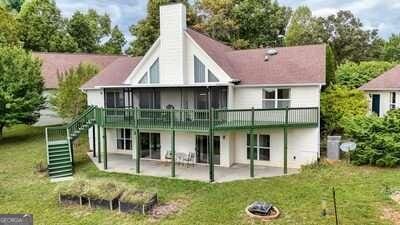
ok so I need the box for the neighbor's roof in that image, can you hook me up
[81,56,142,89]
[360,65,400,91]
[33,52,124,89]
[81,28,326,89]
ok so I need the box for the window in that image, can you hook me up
[139,72,148,84]
[194,56,205,82]
[105,91,124,108]
[139,89,160,109]
[149,59,159,83]
[247,134,270,161]
[208,70,219,82]
[390,92,396,109]
[262,88,290,109]
[117,129,132,150]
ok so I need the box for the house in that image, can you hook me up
[359,65,400,117]
[33,52,125,126]
[45,3,325,182]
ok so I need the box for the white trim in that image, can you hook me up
[92,83,233,89]
[123,38,160,84]
[236,83,324,88]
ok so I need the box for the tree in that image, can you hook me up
[0,47,45,138]
[100,26,126,54]
[51,63,99,119]
[383,33,400,62]
[17,0,63,51]
[0,0,24,13]
[67,9,111,53]
[335,61,396,89]
[0,6,20,47]
[321,10,384,64]
[48,31,79,53]
[325,44,336,86]
[284,6,326,46]
[126,0,197,56]
[195,0,291,49]
[321,85,368,135]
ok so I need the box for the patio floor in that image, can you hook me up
[87,153,298,183]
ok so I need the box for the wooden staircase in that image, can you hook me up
[45,106,96,179]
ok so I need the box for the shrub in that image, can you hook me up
[343,109,400,167]
[321,85,368,135]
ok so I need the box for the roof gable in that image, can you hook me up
[360,65,400,91]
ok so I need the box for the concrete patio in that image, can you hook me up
[88,153,298,183]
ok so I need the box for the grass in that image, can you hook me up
[120,190,155,204]
[1,125,400,224]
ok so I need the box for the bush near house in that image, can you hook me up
[320,85,368,135]
[51,63,98,119]
[343,109,400,167]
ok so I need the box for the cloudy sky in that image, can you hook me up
[55,0,400,45]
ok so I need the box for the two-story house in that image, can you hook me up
[45,3,325,182]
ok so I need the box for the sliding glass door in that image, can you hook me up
[140,133,161,160]
[195,135,220,165]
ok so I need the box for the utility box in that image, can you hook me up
[327,136,341,160]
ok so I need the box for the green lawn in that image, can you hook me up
[1,125,400,225]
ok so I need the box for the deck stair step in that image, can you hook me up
[47,139,73,179]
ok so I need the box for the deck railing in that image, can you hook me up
[97,107,319,131]
[46,126,68,143]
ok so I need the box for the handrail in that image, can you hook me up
[66,106,96,130]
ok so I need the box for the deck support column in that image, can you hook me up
[208,108,215,183]
[92,126,96,157]
[283,107,289,174]
[97,125,101,163]
[136,129,140,174]
[170,110,176,177]
[103,127,107,170]
[250,107,255,178]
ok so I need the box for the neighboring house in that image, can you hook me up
[45,3,325,182]
[33,52,125,126]
[359,65,400,117]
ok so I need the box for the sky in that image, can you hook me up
[55,0,400,45]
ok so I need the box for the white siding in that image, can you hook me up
[365,91,399,117]
[233,86,321,109]
[234,128,319,168]
[86,89,104,107]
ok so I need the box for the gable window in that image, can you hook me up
[208,70,219,82]
[390,92,396,109]
[138,59,159,84]
[262,88,290,109]
[116,129,132,150]
[139,72,148,84]
[149,59,159,83]
[194,56,205,82]
[246,134,270,161]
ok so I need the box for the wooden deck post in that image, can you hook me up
[284,107,289,174]
[103,127,107,170]
[136,129,140,174]
[208,108,214,183]
[92,127,96,157]
[171,110,176,177]
[250,107,255,178]
[97,125,101,163]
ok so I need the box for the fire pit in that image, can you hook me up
[245,201,280,220]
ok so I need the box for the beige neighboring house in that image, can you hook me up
[33,53,126,126]
[360,65,400,117]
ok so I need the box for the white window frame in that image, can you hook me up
[116,129,132,151]
[138,59,159,84]
[246,134,271,161]
[194,55,219,83]
[390,92,396,110]
[262,88,291,109]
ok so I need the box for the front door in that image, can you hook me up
[140,133,161,159]
[195,135,220,165]
[372,94,380,116]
